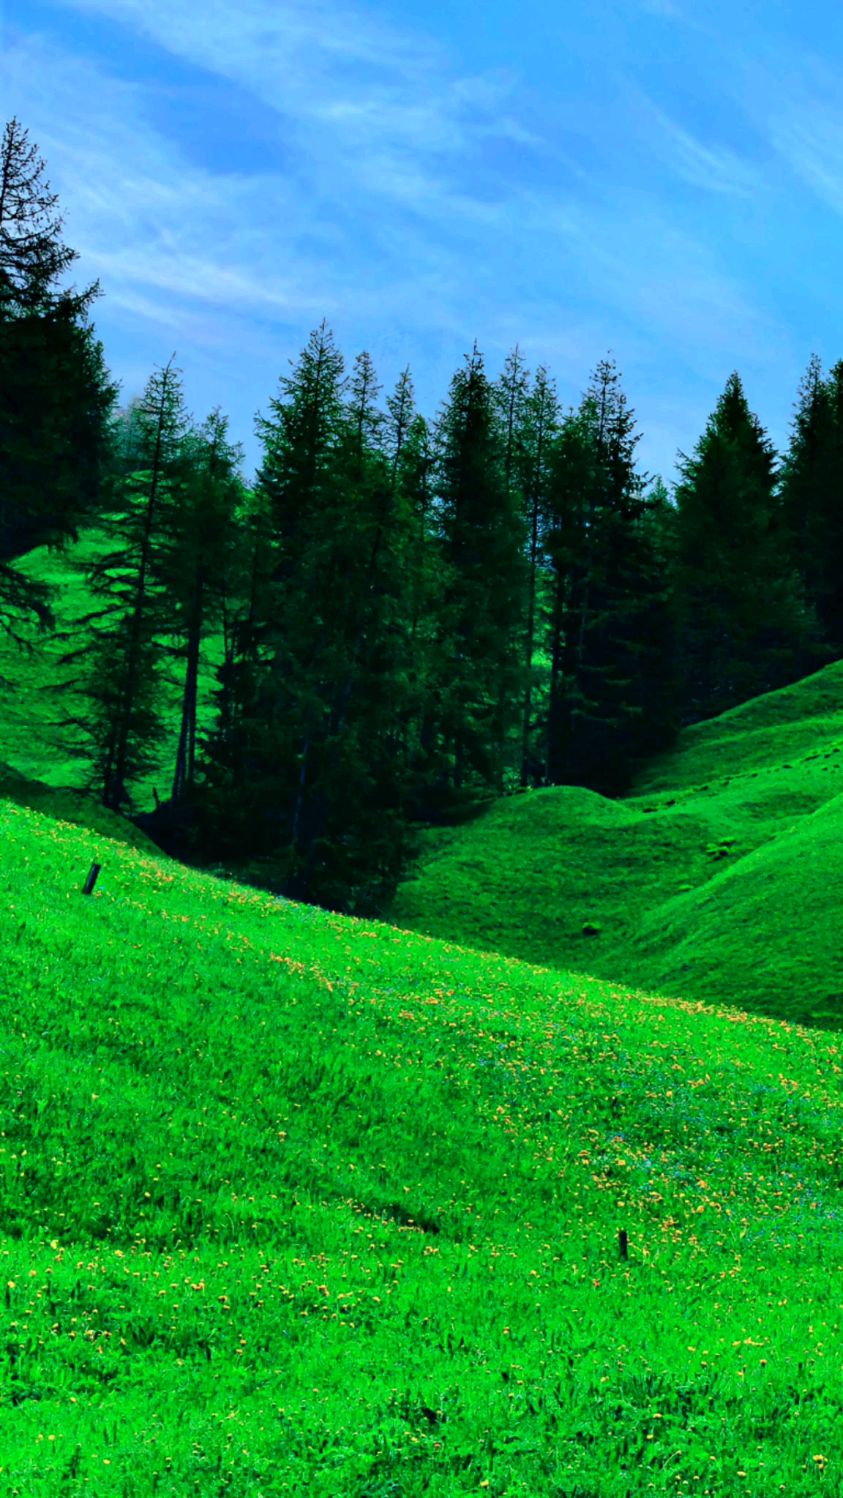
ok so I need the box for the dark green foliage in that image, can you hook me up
[59,359,190,809]
[0,117,115,624]
[779,353,843,652]
[517,362,560,785]
[197,328,427,911]
[432,342,527,799]
[193,482,279,859]
[493,346,564,790]
[159,408,246,806]
[544,358,677,793]
[674,371,816,722]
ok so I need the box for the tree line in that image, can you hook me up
[1,116,839,910]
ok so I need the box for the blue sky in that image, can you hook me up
[3,0,843,484]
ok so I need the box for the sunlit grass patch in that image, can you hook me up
[394,663,843,1028]
[0,801,841,1493]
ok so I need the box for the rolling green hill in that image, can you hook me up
[0,798,841,1495]
[392,661,843,1028]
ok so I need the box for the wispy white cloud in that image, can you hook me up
[512,188,786,375]
[719,41,843,216]
[760,91,843,218]
[4,0,808,484]
[51,0,535,194]
[3,30,338,313]
[625,83,764,199]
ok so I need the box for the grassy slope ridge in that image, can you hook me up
[0,764,158,851]
[5,529,843,1026]
[0,798,842,1495]
[393,661,843,1028]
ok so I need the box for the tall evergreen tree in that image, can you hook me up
[544,397,602,783]
[200,326,424,908]
[194,482,278,858]
[385,375,442,803]
[0,117,115,630]
[161,408,246,807]
[253,320,349,861]
[779,354,843,654]
[60,358,189,809]
[433,342,527,798]
[544,357,677,790]
[495,345,531,508]
[818,359,843,649]
[518,363,560,784]
[674,370,814,721]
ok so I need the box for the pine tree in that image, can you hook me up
[200,325,421,907]
[59,358,189,809]
[0,117,115,631]
[385,374,442,806]
[495,345,531,509]
[674,370,814,720]
[292,347,430,906]
[253,320,349,862]
[817,360,843,648]
[194,483,278,861]
[779,354,843,654]
[161,408,246,807]
[433,342,527,799]
[544,399,602,783]
[518,363,559,784]
[543,357,677,790]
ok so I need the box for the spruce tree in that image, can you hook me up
[518,363,560,784]
[0,117,115,629]
[817,360,843,648]
[780,354,843,654]
[385,375,442,807]
[203,326,422,908]
[253,320,349,864]
[674,371,813,720]
[495,345,531,509]
[161,408,246,808]
[194,482,278,861]
[60,358,189,809]
[544,399,602,783]
[433,342,527,799]
[543,357,677,790]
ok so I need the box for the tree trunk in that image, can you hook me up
[172,572,204,803]
[106,370,171,808]
[520,445,544,785]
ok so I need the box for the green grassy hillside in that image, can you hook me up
[392,662,843,1028]
[1,531,222,811]
[0,798,841,1495]
[7,532,843,1031]
[0,764,158,851]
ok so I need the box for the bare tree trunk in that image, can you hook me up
[172,573,204,803]
[106,359,175,809]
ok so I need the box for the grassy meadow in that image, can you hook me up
[0,799,842,1495]
[0,534,842,1493]
[393,661,843,1029]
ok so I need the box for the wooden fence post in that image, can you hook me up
[82,862,101,895]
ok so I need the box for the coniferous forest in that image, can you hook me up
[3,115,838,912]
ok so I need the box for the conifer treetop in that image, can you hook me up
[0,116,96,312]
